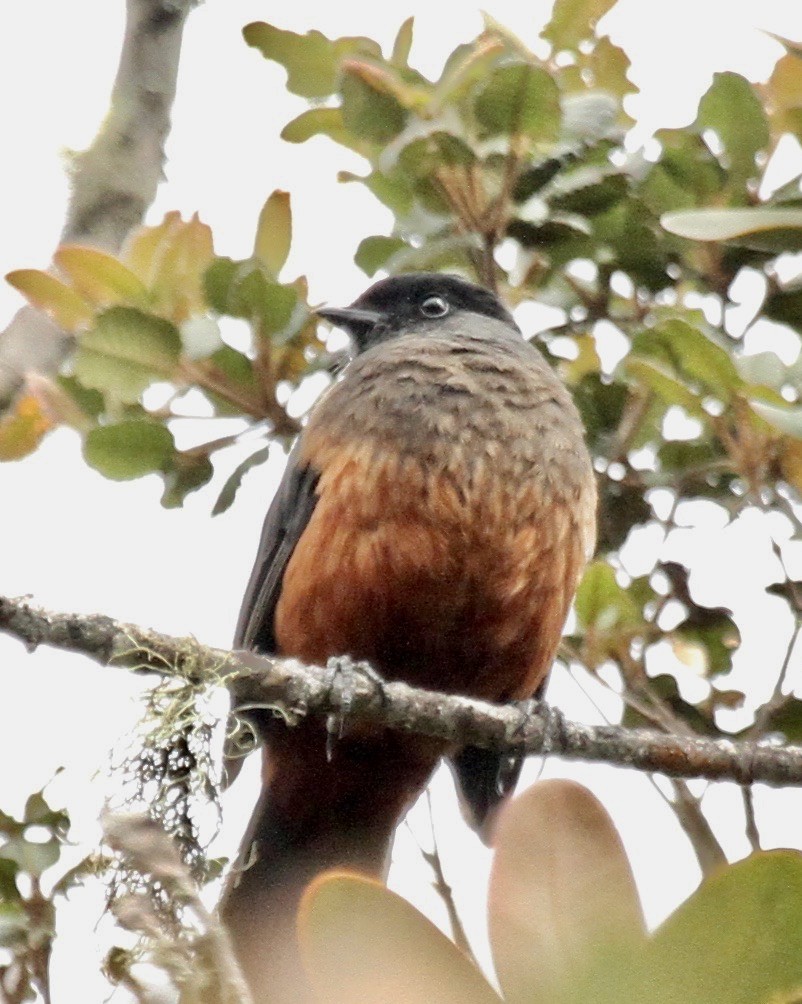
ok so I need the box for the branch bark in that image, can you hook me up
[2,594,801,788]
[0,0,197,406]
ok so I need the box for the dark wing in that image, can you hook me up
[234,439,320,652]
[226,441,319,786]
[448,677,548,844]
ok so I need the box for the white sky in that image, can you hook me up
[2,0,802,998]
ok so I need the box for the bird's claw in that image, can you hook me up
[502,698,566,779]
[510,697,566,755]
[324,655,387,761]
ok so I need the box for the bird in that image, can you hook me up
[220,272,597,1000]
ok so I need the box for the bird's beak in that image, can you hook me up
[316,305,382,333]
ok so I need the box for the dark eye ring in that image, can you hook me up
[420,295,449,318]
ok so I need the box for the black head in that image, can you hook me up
[316,273,517,351]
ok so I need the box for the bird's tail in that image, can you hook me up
[220,722,441,1003]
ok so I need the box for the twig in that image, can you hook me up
[417,791,476,962]
[103,812,252,1004]
[0,0,198,406]
[3,596,802,787]
[668,780,727,876]
[741,785,762,853]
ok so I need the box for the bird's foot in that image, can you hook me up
[507,697,566,762]
[323,655,387,761]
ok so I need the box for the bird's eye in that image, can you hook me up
[420,295,449,318]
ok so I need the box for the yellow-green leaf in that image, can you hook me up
[640,852,802,1004]
[54,245,147,307]
[542,0,617,51]
[299,873,500,1004]
[0,395,53,461]
[244,22,340,98]
[5,269,92,331]
[124,211,183,287]
[253,191,292,276]
[488,780,645,1004]
[391,16,414,67]
[764,52,802,137]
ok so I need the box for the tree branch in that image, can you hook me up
[0,0,198,406]
[1,594,801,788]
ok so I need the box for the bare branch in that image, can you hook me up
[0,0,198,405]
[2,594,802,788]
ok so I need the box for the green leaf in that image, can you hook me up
[548,167,628,215]
[574,560,640,631]
[434,34,506,106]
[632,317,741,400]
[488,780,645,1004]
[640,852,802,1004]
[386,234,482,274]
[354,236,410,277]
[57,376,105,419]
[661,207,802,249]
[160,452,214,508]
[474,62,561,140]
[622,674,716,735]
[0,900,28,947]
[696,72,769,190]
[202,346,258,417]
[763,699,802,743]
[340,67,408,143]
[299,874,501,1004]
[212,445,271,516]
[513,148,583,202]
[571,373,627,446]
[23,793,68,832]
[398,131,477,174]
[594,200,673,290]
[597,480,653,553]
[589,36,636,98]
[84,421,174,481]
[73,307,181,404]
[254,191,292,276]
[645,133,727,214]
[339,169,414,218]
[204,258,297,335]
[762,285,802,331]
[625,358,704,415]
[674,619,740,678]
[542,0,617,50]
[0,858,19,901]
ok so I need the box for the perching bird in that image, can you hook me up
[221,273,596,999]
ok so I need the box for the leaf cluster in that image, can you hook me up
[298,779,802,1004]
